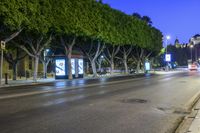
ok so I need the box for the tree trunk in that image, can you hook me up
[12,63,17,80]
[86,62,89,74]
[123,55,128,74]
[33,56,39,82]
[91,60,97,77]
[110,59,114,75]
[67,46,73,80]
[136,60,141,73]
[123,60,128,74]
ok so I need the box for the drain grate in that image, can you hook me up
[121,98,148,104]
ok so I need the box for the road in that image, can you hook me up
[0,72,200,133]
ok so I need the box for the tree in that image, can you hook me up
[39,49,54,79]
[15,0,53,81]
[104,45,120,74]
[4,46,26,80]
[18,33,52,81]
[117,46,132,74]
[80,40,105,77]
[0,0,29,82]
[0,0,27,41]
[132,13,142,20]
[52,0,96,79]
[142,16,152,26]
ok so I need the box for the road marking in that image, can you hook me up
[0,73,184,100]
[0,76,147,100]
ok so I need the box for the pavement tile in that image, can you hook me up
[188,116,200,133]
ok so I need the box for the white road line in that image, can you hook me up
[0,77,146,100]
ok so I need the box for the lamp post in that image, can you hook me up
[166,35,171,54]
[0,41,5,85]
[190,45,194,63]
[99,55,104,72]
[43,49,50,78]
[165,35,171,71]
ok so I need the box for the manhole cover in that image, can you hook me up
[121,98,148,104]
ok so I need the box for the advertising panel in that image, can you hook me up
[78,59,84,74]
[145,62,150,71]
[71,59,75,75]
[55,59,66,76]
[165,54,171,62]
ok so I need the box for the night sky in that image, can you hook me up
[103,0,200,45]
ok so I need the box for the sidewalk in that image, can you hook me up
[176,94,200,133]
[0,78,55,87]
[187,101,200,133]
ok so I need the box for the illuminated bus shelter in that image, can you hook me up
[55,55,84,79]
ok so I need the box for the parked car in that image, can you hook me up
[188,63,198,71]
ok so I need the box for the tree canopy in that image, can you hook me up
[0,0,163,78]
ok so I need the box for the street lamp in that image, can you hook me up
[0,41,5,85]
[165,35,171,71]
[190,44,194,62]
[166,35,171,54]
[43,49,50,78]
[97,55,104,73]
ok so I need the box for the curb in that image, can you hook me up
[175,90,200,133]
[185,90,200,110]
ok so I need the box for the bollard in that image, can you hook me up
[5,73,8,84]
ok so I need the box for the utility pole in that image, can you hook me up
[190,45,194,63]
[165,35,170,71]
[0,41,5,85]
[195,46,197,62]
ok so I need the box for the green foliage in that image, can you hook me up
[0,0,163,57]
[0,0,27,30]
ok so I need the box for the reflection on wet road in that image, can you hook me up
[0,72,200,133]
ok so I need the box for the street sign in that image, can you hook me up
[165,54,171,62]
[0,41,5,50]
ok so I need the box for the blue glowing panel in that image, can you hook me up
[165,54,171,62]
[145,62,150,71]
[78,59,83,74]
[71,59,75,75]
[55,59,66,76]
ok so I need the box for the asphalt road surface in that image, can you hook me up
[0,72,200,133]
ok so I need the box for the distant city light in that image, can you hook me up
[166,35,171,40]
[46,49,50,52]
